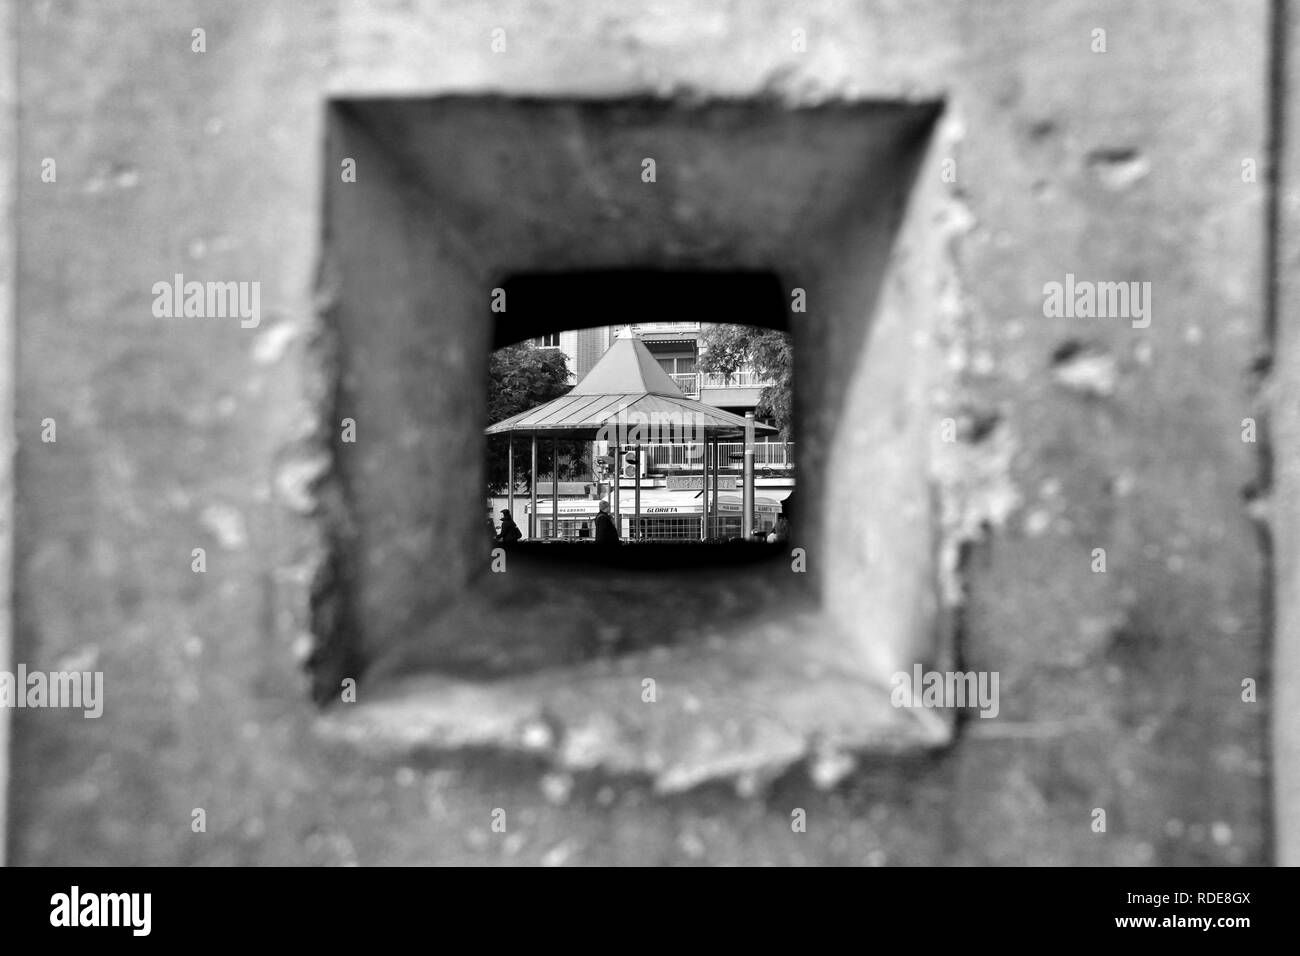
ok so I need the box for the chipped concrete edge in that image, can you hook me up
[928,106,1022,615]
[314,693,951,795]
[282,117,359,705]
[314,637,953,795]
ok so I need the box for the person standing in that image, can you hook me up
[592,500,620,546]
[497,509,523,545]
[769,512,790,544]
[768,494,793,543]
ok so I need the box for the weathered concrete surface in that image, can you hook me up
[323,623,948,796]
[6,0,1275,865]
[0,0,16,868]
[1271,0,1299,866]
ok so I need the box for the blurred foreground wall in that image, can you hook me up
[2,0,1297,865]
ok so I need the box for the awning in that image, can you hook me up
[639,332,699,345]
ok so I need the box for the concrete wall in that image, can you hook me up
[2,0,1285,865]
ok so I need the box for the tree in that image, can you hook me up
[486,344,586,495]
[697,324,793,438]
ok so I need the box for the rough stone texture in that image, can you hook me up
[5,0,1277,865]
[0,0,14,867]
[1272,0,1298,866]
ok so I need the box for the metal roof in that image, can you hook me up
[487,335,776,439]
[567,334,682,395]
[485,391,775,438]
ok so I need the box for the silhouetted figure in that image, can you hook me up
[578,522,591,539]
[769,513,790,544]
[497,509,523,545]
[593,500,619,545]
[767,492,794,543]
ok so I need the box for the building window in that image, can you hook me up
[534,333,560,348]
[655,355,697,375]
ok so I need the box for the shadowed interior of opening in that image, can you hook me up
[356,272,809,680]
[314,97,947,694]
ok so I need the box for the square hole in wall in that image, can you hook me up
[311,95,957,790]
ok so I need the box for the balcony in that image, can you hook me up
[667,370,776,399]
[670,372,700,397]
[699,371,775,389]
[645,441,794,474]
[632,322,701,333]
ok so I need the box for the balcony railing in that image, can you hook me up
[699,371,775,389]
[716,441,792,469]
[645,441,794,471]
[632,322,700,332]
[670,373,699,397]
[668,371,776,396]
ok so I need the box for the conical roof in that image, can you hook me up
[486,333,777,439]
[569,333,683,396]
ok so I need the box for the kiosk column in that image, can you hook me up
[529,433,538,540]
[506,438,514,524]
[551,436,560,540]
[743,412,755,539]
